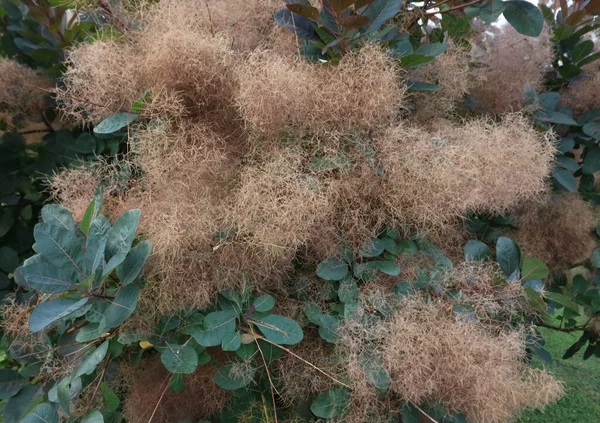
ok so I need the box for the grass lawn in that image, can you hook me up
[519,323,600,422]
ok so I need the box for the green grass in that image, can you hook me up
[519,323,600,423]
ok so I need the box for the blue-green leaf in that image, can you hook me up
[33,222,85,276]
[252,294,275,312]
[553,167,576,192]
[415,42,449,57]
[29,297,89,332]
[21,403,59,423]
[104,209,141,275]
[253,314,304,345]
[496,237,521,278]
[359,237,385,258]
[116,240,152,285]
[310,388,351,419]
[363,0,402,33]
[316,257,349,281]
[21,254,79,293]
[81,410,104,423]
[190,310,237,347]
[104,284,139,329]
[503,1,544,37]
[464,240,491,262]
[213,363,256,390]
[41,205,75,232]
[73,341,109,379]
[93,112,138,135]
[84,215,111,275]
[160,342,198,374]
[221,331,242,351]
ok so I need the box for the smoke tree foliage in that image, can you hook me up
[0,0,600,422]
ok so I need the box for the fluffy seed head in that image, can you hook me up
[0,58,53,114]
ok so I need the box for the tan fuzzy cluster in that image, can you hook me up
[512,193,598,271]
[0,58,53,114]
[560,64,600,114]
[382,300,564,423]
[122,355,227,423]
[236,44,404,135]
[411,42,479,120]
[471,26,553,115]
[228,152,331,249]
[379,114,556,230]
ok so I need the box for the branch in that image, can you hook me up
[425,0,485,15]
[538,323,586,333]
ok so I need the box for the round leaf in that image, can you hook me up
[358,237,385,258]
[21,403,58,423]
[496,237,521,278]
[503,1,544,37]
[253,295,275,312]
[316,257,349,281]
[213,363,256,390]
[464,240,491,262]
[254,314,304,345]
[310,388,351,419]
[160,343,198,374]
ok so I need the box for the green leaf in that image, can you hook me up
[101,381,120,412]
[358,351,390,391]
[556,155,579,171]
[503,1,544,36]
[161,342,198,374]
[104,209,141,275]
[0,208,14,238]
[583,146,600,174]
[359,237,385,258]
[81,410,103,423]
[315,314,341,344]
[73,341,109,379]
[415,43,449,57]
[41,205,76,232]
[274,9,320,41]
[316,257,349,281]
[310,388,351,419]
[557,137,575,153]
[84,215,111,275]
[0,369,25,400]
[464,240,491,262]
[521,257,549,281]
[407,81,440,92]
[169,373,185,392]
[116,240,152,285]
[545,292,580,313]
[253,314,304,345]
[553,167,576,192]
[253,294,275,312]
[400,402,420,423]
[338,277,359,303]
[213,363,256,390]
[104,284,139,330]
[480,0,506,23]
[309,155,349,171]
[583,122,600,140]
[29,297,89,332]
[540,111,578,126]
[33,222,85,276]
[496,237,521,278]
[363,0,402,33]
[365,260,401,276]
[21,403,59,423]
[80,188,103,236]
[22,254,79,293]
[191,310,237,347]
[399,53,435,68]
[393,281,413,297]
[93,112,138,135]
[591,248,600,268]
[221,331,242,351]
[0,246,19,273]
[573,275,587,294]
[4,386,43,423]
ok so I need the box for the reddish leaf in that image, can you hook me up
[340,14,371,29]
[329,0,356,13]
[566,10,587,25]
[286,4,320,21]
[355,0,376,9]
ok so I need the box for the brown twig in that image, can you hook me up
[147,373,173,423]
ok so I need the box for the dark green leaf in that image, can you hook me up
[29,297,89,332]
[557,137,575,154]
[116,240,152,285]
[359,351,390,391]
[592,248,600,268]
[503,1,544,37]
[464,240,491,262]
[583,122,600,139]
[407,81,440,91]
[213,363,256,390]
[573,275,587,294]
[415,42,449,57]
[583,146,600,174]
[104,284,139,329]
[496,237,521,278]
[0,246,19,273]
[399,53,435,68]
[73,341,109,378]
[553,167,576,192]
[0,369,25,400]
[310,388,351,419]
[545,292,580,313]
[21,403,59,423]
[359,237,385,258]
[104,209,141,275]
[366,260,401,276]
[101,381,120,412]
[338,277,359,303]
[254,314,304,345]
[274,9,320,41]
[316,257,349,281]
[363,0,402,33]
[161,342,198,374]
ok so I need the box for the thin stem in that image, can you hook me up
[147,373,173,423]
[425,0,485,15]
[538,323,586,333]
[410,401,440,423]
[254,337,279,423]
[257,336,351,389]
